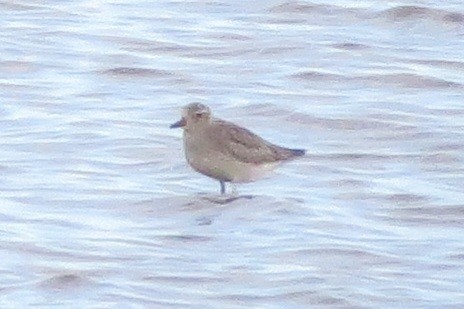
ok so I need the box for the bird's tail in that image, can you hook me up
[290,148,306,157]
[277,147,306,160]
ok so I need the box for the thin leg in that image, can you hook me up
[220,181,226,194]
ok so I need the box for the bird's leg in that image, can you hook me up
[220,181,226,194]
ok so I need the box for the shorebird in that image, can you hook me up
[170,103,305,194]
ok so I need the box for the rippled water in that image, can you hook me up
[1,0,464,307]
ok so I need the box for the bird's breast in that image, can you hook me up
[183,131,279,183]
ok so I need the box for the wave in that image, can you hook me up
[292,71,462,89]
[377,5,464,26]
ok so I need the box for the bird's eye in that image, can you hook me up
[195,112,204,118]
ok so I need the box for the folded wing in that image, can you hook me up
[207,119,304,164]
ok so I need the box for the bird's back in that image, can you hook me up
[205,119,305,164]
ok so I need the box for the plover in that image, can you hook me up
[170,103,305,194]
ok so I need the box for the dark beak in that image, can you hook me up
[170,117,186,128]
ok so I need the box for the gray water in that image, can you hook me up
[1,0,464,307]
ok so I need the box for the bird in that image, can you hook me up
[170,102,305,194]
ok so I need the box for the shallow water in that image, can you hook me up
[1,0,464,307]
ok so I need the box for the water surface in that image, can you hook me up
[1,0,464,307]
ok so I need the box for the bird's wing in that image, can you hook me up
[207,119,293,164]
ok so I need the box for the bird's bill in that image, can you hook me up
[170,117,186,128]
